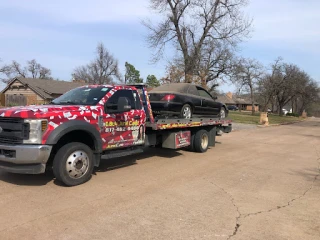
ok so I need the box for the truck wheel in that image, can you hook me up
[53,142,94,186]
[194,130,209,153]
[180,104,192,119]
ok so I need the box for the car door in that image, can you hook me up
[186,85,203,114]
[102,89,146,149]
[196,87,220,116]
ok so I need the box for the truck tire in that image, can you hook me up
[53,142,94,186]
[194,130,209,153]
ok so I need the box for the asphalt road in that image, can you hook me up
[0,119,319,240]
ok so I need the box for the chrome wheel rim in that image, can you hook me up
[66,150,89,179]
[201,134,209,150]
[220,109,226,119]
[183,106,192,119]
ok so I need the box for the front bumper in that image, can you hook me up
[0,144,52,174]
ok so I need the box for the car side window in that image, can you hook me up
[106,90,136,112]
[197,88,213,99]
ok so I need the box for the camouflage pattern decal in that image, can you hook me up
[0,85,146,149]
[0,83,230,150]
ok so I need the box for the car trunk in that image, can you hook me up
[149,92,169,101]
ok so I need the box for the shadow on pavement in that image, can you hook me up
[0,147,182,186]
[0,170,53,186]
[290,168,320,183]
[96,147,182,173]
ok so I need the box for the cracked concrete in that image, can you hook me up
[0,118,319,240]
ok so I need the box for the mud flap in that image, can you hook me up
[217,124,232,135]
[208,127,216,147]
[162,131,191,149]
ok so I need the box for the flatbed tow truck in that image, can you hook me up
[0,84,231,186]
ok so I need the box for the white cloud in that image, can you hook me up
[0,0,152,23]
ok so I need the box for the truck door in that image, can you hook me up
[102,89,146,149]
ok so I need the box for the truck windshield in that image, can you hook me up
[51,86,111,105]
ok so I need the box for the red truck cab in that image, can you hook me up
[0,84,231,186]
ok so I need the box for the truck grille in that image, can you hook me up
[0,117,29,145]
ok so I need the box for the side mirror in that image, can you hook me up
[117,97,131,112]
[212,96,218,100]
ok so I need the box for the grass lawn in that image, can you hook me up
[228,111,304,125]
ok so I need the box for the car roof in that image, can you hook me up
[150,83,201,95]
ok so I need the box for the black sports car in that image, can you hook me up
[149,83,228,119]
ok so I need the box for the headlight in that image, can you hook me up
[23,119,48,144]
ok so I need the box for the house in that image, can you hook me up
[1,77,86,106]
[216,94,236,106]
[217,92,260,111]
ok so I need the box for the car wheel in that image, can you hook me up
[220,107,227,119]
[53,142,94,186]
[194,130,209,153]
[180,104,192,119]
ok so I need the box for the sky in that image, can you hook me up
[0,0,319,92]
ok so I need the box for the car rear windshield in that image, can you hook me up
[51,86,111,105]
[151,83,189,93]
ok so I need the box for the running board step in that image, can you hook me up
[101,148,144,160]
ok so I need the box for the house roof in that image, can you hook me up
[216,94,236,104]
[233,97,259,105]
[2,78,86,99]
[215,93,259,105]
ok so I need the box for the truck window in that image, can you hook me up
[132,90,142,110]
[51,86,110,105]
[106,90,137,111]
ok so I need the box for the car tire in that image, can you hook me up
[194,130,209,153]
[220,107,227,119]
[53,142,94,186]
[180,104,192,119]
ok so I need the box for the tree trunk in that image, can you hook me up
[185,71,193,83]
[279,103,284,116]
[250,85,255,115]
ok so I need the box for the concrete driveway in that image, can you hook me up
[0,119,319,240]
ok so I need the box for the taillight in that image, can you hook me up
[161,94,176,101]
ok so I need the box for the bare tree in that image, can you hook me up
[292,73,319,115]
[73,43,121,84]
[144,0,251,83]
[273,63,302,116]
[232,57,264,115]
[0,59,52,82]
[160,63,185,84]
[256,58,319,116]
[9,61,27,78]
[27,59,51,79]
[196,41,235,87]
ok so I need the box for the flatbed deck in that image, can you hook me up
[146,117,232,130]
